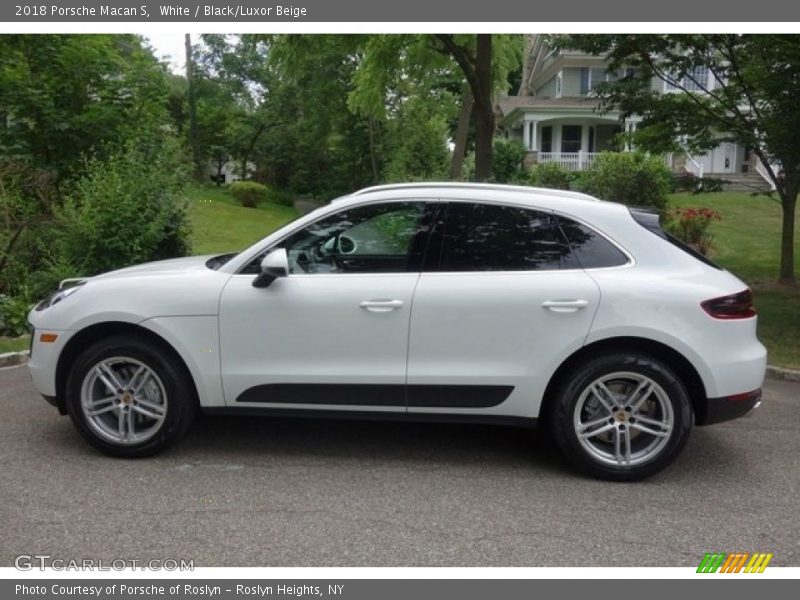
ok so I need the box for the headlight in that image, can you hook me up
[35,283,85,311]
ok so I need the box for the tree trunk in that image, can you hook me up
[473,34,494,182]
[185,34,201,181]
[778,184,797,284]
[240,123,266,182]
[449,88,473,180]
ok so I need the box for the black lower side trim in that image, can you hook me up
[237,384,405,406]
[697,389,761,426]
[204,406,536,429]
[236,383,514,408]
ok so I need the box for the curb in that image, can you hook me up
[0,350,29,368]
[1,349,799,382]
[766,365,800,383]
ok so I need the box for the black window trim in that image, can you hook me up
[234,198,440,276]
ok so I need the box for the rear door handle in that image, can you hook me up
[542,299,589,313]
[360,299,404,312]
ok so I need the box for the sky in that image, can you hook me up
[145,33,186,74]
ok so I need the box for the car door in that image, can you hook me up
[219,200,434,411]
[406,200,604,419]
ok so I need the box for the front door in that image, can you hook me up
[219,200,433,411]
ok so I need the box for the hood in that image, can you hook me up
[91,255,220,281]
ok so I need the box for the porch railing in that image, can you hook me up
[537,151,599,171]
[754,156,778,191]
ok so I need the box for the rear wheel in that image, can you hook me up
[65,335,197,457]
[549,353,693,481]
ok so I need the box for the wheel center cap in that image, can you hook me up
[615,411,627,422]
[121,393,132,405]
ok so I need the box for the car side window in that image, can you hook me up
[243,202,430,275]
[556,216,629,269]
[433,202,579,272]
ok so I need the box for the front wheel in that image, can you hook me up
[65,335,197,457]
[549,353,693,481]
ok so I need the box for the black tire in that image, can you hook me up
[548,352,693,481]
[65,334,197,458]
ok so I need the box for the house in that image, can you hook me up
[207,159,256,185]
[496,35,772,191]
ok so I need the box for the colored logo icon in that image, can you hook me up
[697,552,773,573]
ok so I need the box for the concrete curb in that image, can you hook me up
[0,350,29,368]
[1,349,799,382]
[766,365,800,383]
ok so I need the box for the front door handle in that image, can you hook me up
[360,299,404,313]
[542,299,589,313]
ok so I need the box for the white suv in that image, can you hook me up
[27,183,766,480]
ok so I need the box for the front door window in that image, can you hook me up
[561,125,582,153]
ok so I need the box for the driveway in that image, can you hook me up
[1,364,798,567]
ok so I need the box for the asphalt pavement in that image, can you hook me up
[1,363,798,567]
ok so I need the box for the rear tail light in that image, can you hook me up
[701,289,756,319]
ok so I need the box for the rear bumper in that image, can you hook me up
[697,389,761,426]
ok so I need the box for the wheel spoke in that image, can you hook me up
[135,397,165,415]
[96,364,123,394]
[126,408,135,439]
[635,413,672,430]
[127,366,148,393]
[86,404,117,417]
[117,407,126,438]
[132,403,163,420]
[630,422,670,437]
[86,395,117,408]
[613,427,623,464]
[577,416,609,433]
[579,422,616,439]
[590,382,617,414]
[623,429,632,464]
[628,380,654,412]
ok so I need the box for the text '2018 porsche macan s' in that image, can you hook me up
[27,183,766,480]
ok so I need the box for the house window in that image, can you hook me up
[588,127,595,153]
[561,126,582,153]
[665,66,710,92]
[556,72,563,98]
[580,67,630,95]
[541,126,553,153]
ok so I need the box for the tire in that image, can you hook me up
[65,334,197,458]
[548,352,693,481]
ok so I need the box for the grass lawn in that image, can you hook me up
[186,185,300,255]
[0,335,29,354]
[669,192,799,368]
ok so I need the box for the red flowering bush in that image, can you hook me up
[665,207,722,256]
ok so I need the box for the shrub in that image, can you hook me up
[491,138,527,183]
[266,188,295,207]
[54,138,191,278]
[664,207,722,255]
[0,293,32,337]
[230,181,269,208]
[576,152,672,210]
[524,162,576,190]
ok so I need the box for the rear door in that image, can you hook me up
[406,200,602,419]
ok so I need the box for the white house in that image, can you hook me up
[497,36,772,191]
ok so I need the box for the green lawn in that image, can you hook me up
[669,192,799,368]
[187,185,300,255]
[0,335,29,354]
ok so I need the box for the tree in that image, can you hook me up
[560,34,800,283]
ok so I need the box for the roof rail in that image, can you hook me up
[349,182,597,202]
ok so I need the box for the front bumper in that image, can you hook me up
[697,389,762,426]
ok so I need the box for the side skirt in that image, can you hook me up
[202,406,537,429]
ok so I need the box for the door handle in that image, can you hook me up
[360,299,404,312]
[542,299,589,313]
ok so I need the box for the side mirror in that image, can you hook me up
[252,248,289,288]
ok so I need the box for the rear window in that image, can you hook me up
[556,216,629,269]
[628,208,723,270]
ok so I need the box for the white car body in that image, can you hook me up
[27,183,767,477]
